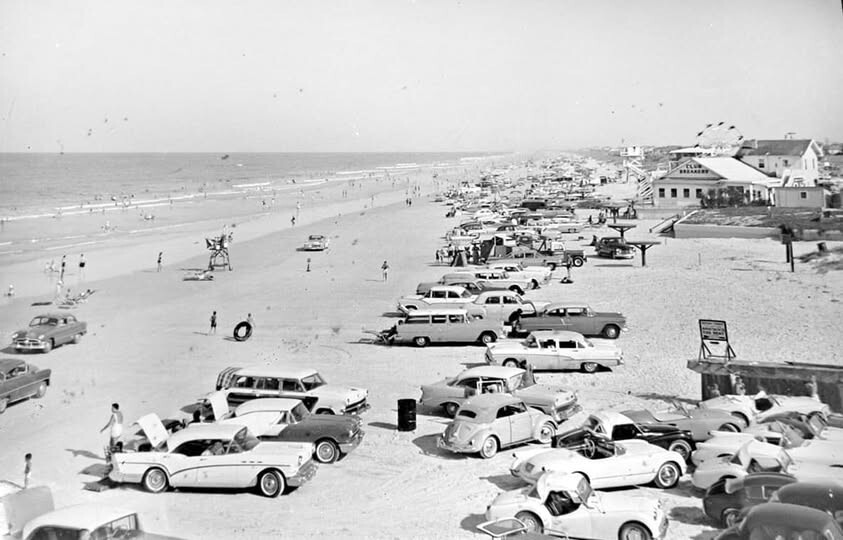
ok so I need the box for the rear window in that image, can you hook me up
[457,410,477,419]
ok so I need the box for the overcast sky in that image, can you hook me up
[1,0,842,153]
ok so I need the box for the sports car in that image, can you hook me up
[623,400,745,441]
[510,436,686,489]
[698,393,831,426]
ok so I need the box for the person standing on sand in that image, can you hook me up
[209,311,217,335]
[24,453,32,488]
[381,260,389,281]
[100,403,123,456]
[54,280,63,302]
[291,215,296,227]
[247,313,255,329]
[78,254,86,281]
[157,252,163,272]
[60,255,67,280]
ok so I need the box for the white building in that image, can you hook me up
[652,157,780,207]
[735,139,823,187]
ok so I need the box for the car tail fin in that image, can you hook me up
[216,366,241,390]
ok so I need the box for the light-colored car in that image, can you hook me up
[214,365,369,414]
[510,436,686,489]
[483,262,551,289]
[449,269,533,295]
[301,234,329,251]
[482,472,669,539]
[208,394,364,464]
[437,394,556,459]
[22,504,183,540]
[470,291,548,324]
[623,400,745,441]
[697,393,831,427]
[691,439,843,490]
[419,365,580,422]
[485,331,623,373]
[397,285,477,314]
[12,313,87,353]
[109,416,317,497]
[383,308,506,347]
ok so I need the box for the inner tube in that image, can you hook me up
[233,321,252,342]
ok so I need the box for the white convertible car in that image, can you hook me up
[510,436,686,489]
[697,393,831,426]
[481,472,669,540]
[485,331,623,373]
[109,414,317,497]
[691,439,843,490]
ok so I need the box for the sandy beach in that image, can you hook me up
[1,157,841,539]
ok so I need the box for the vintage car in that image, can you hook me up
[772,481,843,519]
[22,504,183,540]
[383,308,506,347]
[703,472,797,527]
[509,436,686,489]
[416,277,511,296]
[12,313,87,353]
[0,359,50,414]
[109,416,317,497]
[214,365,369,414]
[470,291,548,324]
[691,439,843,490]
[482,472,668,539]
[437,394,556,459]
[512,303,627,339]
[595,237,635,259]
[419,365,580,422]
[301,234,329,251]
[553,410,696,462]
[715,503,843,540]
[210,395,363,464]
[623,400,745,441]
[762,411,843,441]
[485,331,624,373]
[698,393,831,427]
[448,269,533,295]
[483,262,551,289]
[397,285,478,314]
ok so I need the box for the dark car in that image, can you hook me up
[716,502,843,540]
[552,411,696,462]
[0,359,51,413]
[773,481,843,521]
[12,313,87,353]
[513,302,627,339]
[595,237,635,259]
[623,401,744,442]
[703,472,797,527]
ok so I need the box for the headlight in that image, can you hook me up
[38,334,45,339]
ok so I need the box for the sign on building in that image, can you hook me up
[698,319,736,362]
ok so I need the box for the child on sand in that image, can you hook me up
[24,453,32,488]
[209,311,217,335]
[381,260,389,281]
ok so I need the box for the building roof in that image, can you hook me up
[692,158,772,183]
[737,139,818,157]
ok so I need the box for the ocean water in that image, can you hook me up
[0,152,497,218]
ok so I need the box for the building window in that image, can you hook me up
[670,188,677,198]
[758,159,765,169]
[695,188,703,198]
[683,188,690,198]
[658,188,665,198]
[801,191,807,199]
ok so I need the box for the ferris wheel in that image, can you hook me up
[694,122,744,155]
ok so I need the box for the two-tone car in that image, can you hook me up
[512,303,627,339]
[485,331,623,373]
[207,394,363,464]
[481,472,669,539]
[301,234,329,251]
[510,435,686,490]
[12,313,87,353]
[554,410,696,462]
[397,285,478,314]
[469,291,548,324]
[214,365,369,414]
[437,394,557,459]
[415,277,510,297]
[623,400,745,442]
[0,359,51,414]
[420,365,580,422]
[22,504,184,540]
[703,472,797,527]
[448,269,533,295]
[483,262,551,289]
[109,416,317,497]
[383,308,506,347]
[698,393,831,427]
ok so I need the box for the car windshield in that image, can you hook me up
[460,289,472,298]
[233,428,260,451]
[301,373,326,390]
[582,416,600,431]
[29,317,56,326]
[508,374,523,391]
[779,450,794,471]
[808,415,827,434]
[289,403,308,422]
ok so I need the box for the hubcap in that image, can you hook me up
[262,474,278,494]
[659,465,677,485]
[148,471,165,490]
[317,443,335,461]
[483,438,495,455]
[624,527,645,540]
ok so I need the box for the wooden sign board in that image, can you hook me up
[699,319,736,362]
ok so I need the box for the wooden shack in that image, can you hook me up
[687,358,843,413]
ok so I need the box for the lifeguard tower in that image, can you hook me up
[621,146,653,204]
[206,233,233,271]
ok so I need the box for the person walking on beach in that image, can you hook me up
[246,313,255,330]
[24,453,32,488]
[60,255,67,280]
[291,215,296,227]
[78,253,86,280]
[381,260,389,281]
[209,311,217,335]
[156,252,163,272]
[100,403,123,458]
[54,280,63,302]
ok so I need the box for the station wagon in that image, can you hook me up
[386,309,505,347]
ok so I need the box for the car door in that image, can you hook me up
[561,308,588,334]
[548,503,594,539]
[493,405,515,445]
[507,402,534,443]
[544,308,566,331]
[555,340,579,370]
[483,294,503,320]
[193,439,238,487]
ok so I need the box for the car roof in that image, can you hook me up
[428,285,468,292]
[745,502,839,529]
[777,481,843,504]
[459,366,524,379]
[592,410,633,426]
[475,290,516,299]
[235,365,317,379]
[741,472,798,487]
[167,424,247,448]
[0,358,26,372]
[542,302,591,311]
[234,398,301,415]
[405,308,469,316]
[23,505,137,536]
[31,313,68,320]
[529,330,586,340]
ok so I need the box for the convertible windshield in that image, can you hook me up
[807,415,826,434]
[301,373,326,390]
[460,290,473,298]
[233,428,260,451]
[30,317,56,326]
[289,403,307,422]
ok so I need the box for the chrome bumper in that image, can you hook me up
[339,430,364,454]
[287,459,318,487]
